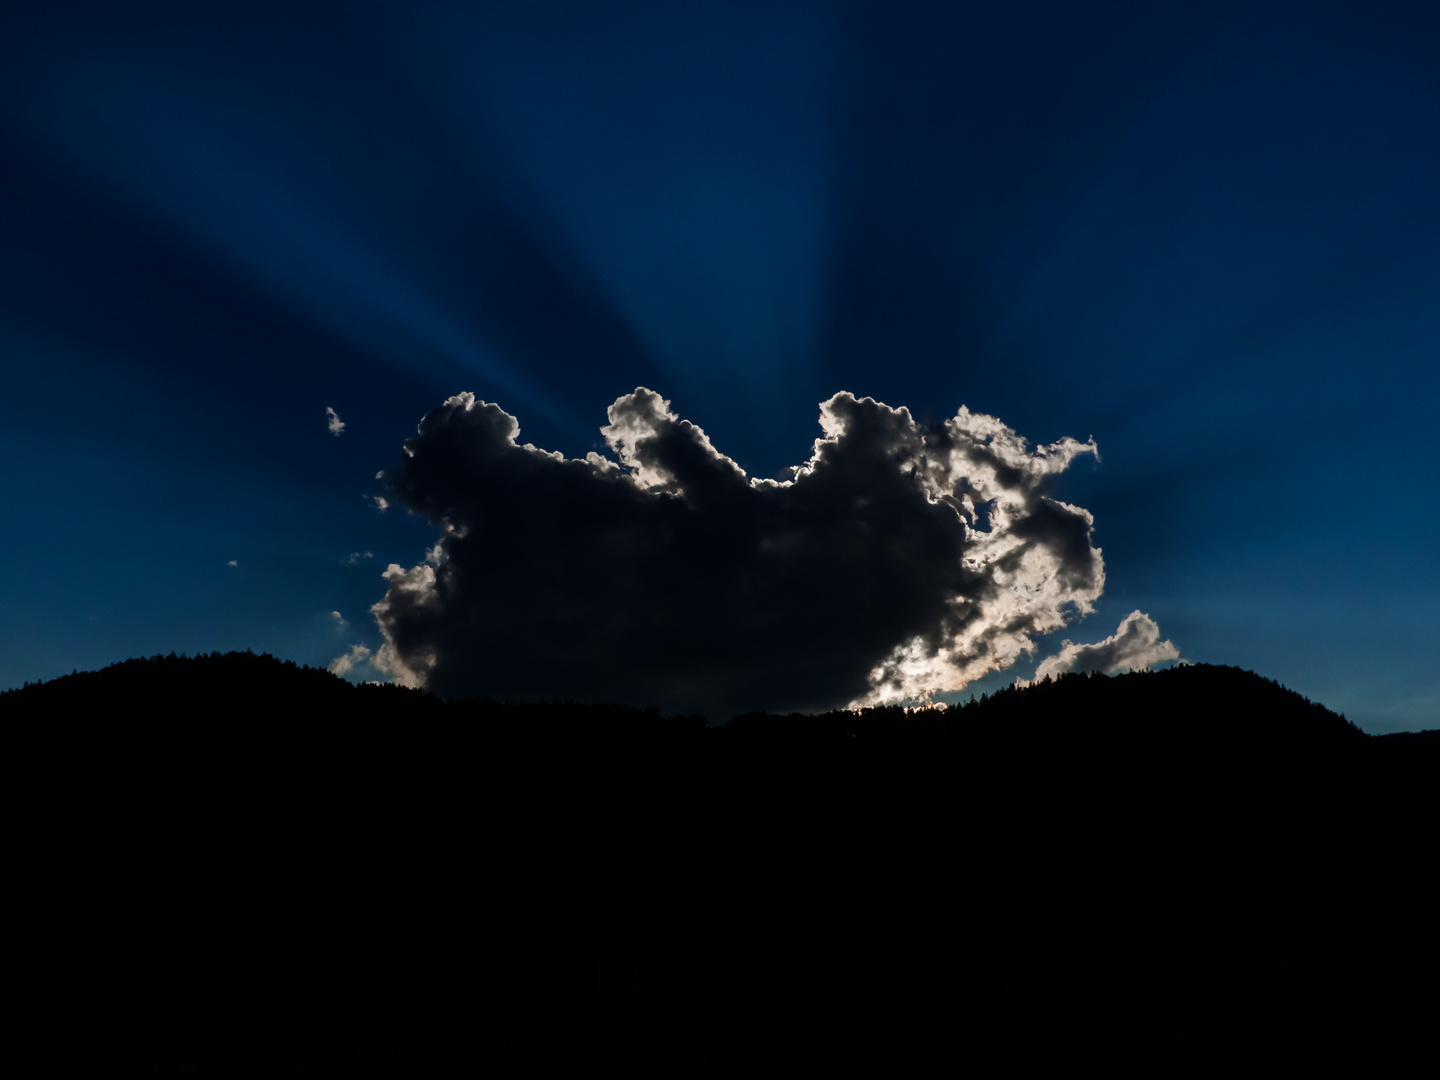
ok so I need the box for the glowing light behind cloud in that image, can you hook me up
[391,2,841,464]
[11,42,573,437]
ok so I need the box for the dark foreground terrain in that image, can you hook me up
[3,654,1438,1076]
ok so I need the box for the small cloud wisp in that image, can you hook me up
[1029,609,1181,683]
[328,643,371,678]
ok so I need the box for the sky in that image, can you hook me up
[2,0,1437,729]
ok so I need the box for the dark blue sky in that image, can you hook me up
[3,1,1437,729]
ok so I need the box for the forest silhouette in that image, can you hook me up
[2,652,1438,1076]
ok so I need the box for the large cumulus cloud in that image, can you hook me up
[364,388,1104,717]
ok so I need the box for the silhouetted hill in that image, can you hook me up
[2,655,1437,1076]
[2,649,439,724]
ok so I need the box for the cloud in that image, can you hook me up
[1030,610,1181,682]
[326,406,346,436]
[328,643,370,677]
[367,388,1105,717]
[343,550,375,567]
[331,610,348,630]
[227,559,238,567]
[326,639,421,687]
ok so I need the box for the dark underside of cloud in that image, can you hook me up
[363,389,1104,717]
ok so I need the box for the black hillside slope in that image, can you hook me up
[3,654,1437,1076]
